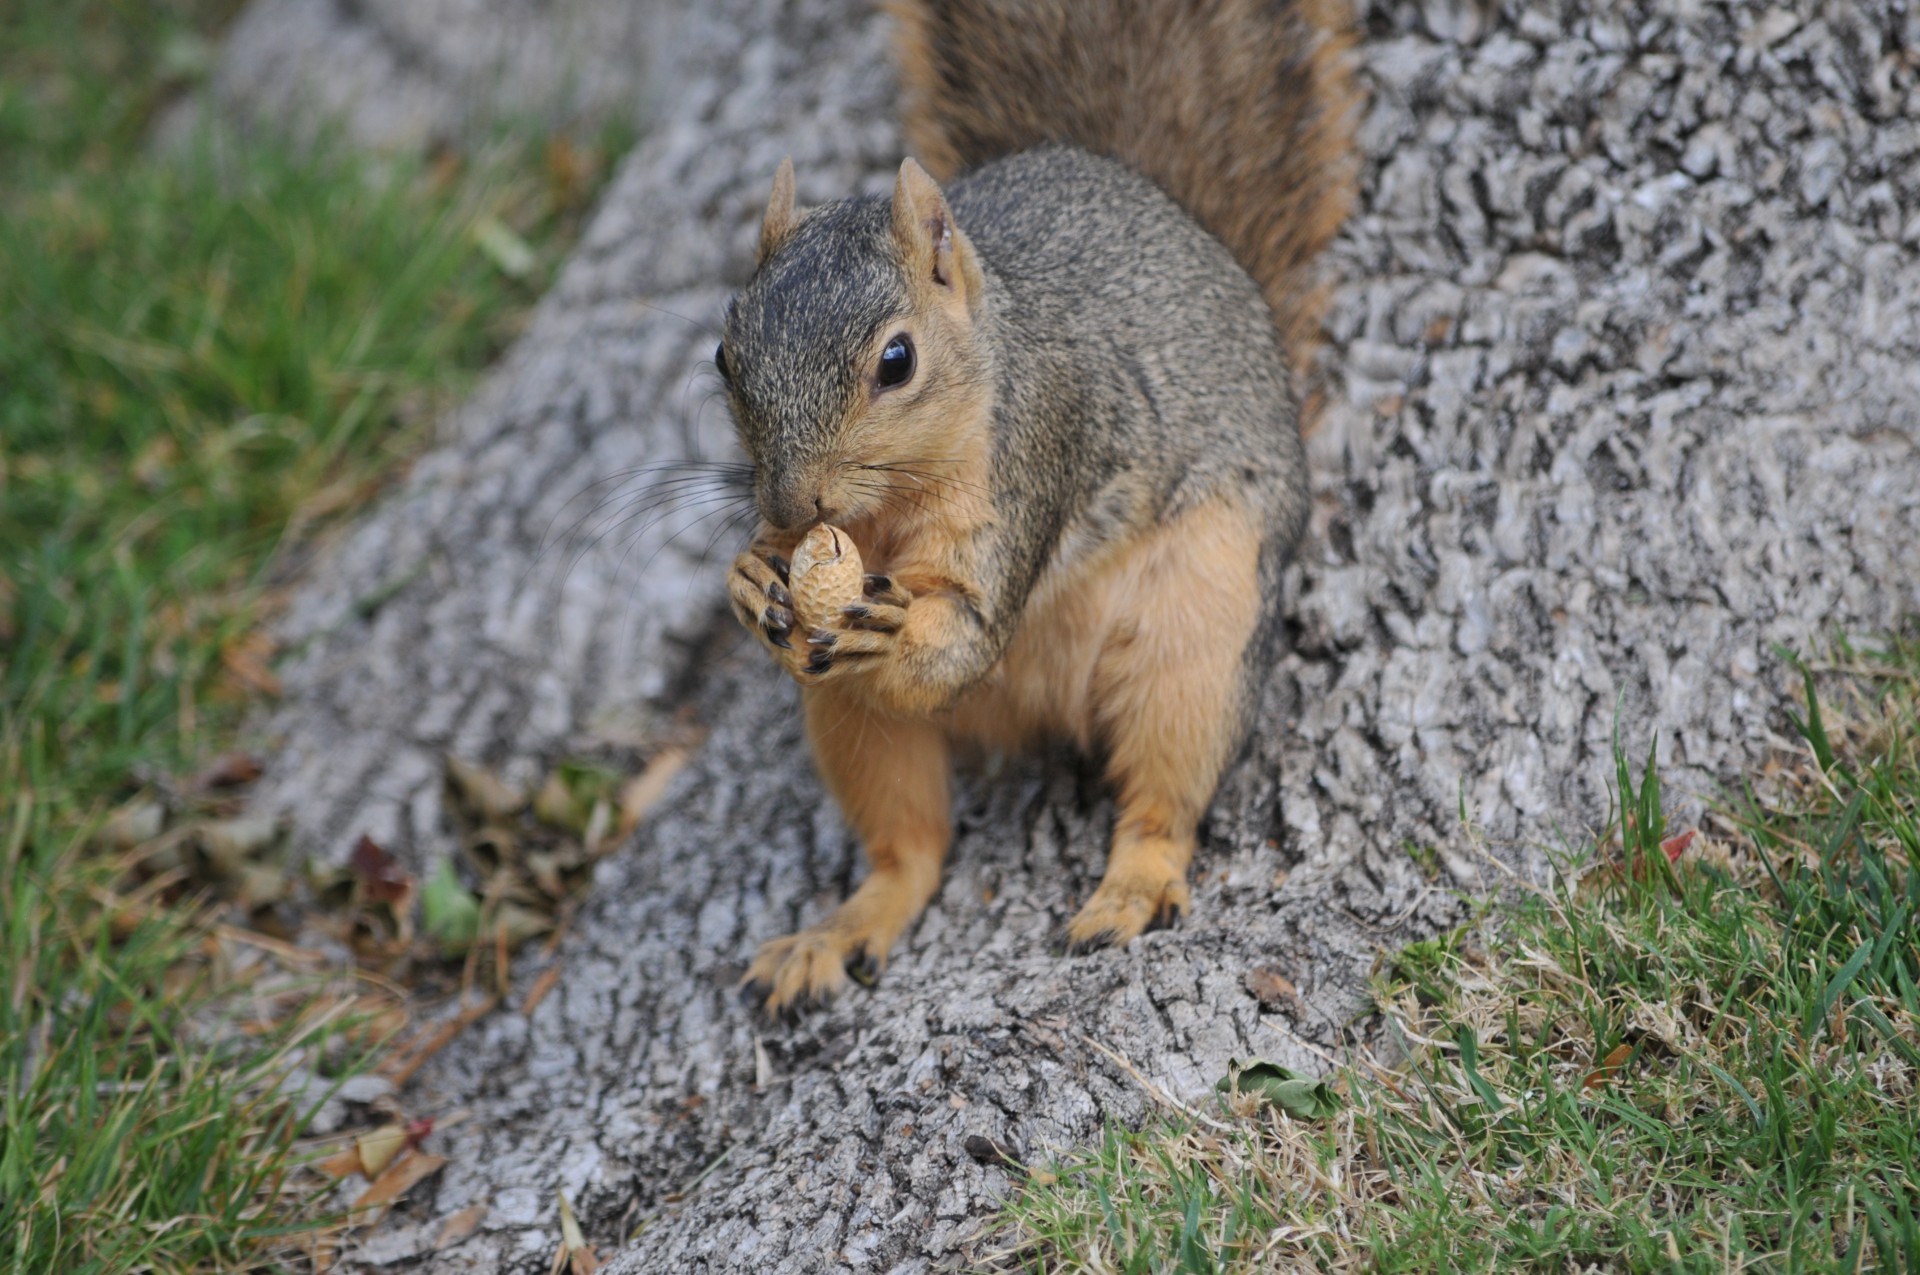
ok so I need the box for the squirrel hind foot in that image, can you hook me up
[1065,863,1191,953]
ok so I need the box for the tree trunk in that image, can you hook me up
[224,0,1920,1268]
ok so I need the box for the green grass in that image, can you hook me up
[993,635,1920,1273]
[1,3,621,1269]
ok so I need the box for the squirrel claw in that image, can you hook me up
[845,948,881,987]
[1066,927,1120,956]
[862,574,911,607]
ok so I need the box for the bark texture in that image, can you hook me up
[164,0,676,151]
[225,0,1920,1268]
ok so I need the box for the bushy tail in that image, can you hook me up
[889,0,1359,354]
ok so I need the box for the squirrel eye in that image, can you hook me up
[714,343,730,381]
[876,335,914,389]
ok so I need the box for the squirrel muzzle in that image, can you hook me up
[757,460,857,531]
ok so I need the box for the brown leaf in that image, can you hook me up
[616,747,691,840]
[193,752,263,790]
[494,901,555,947]
[350,835,414,905]
[351,1150,448,1221]
[220,633,283,697]
[446,755,526,820]
[434,1203,488,1249]
[534,773,581,832]
[1583,1042,1634,1090]
[1244,966,1301,1010]
[317,1146,366,1179]
[1660,829,1696,864]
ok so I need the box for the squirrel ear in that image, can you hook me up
[759,157,798,264]
[891,157,981,304]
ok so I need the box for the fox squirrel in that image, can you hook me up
[720,0,1358,1013]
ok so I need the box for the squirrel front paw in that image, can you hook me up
[728,547,798,654]
[795,574,911,682]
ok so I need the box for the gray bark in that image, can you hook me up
[162,0,678,151]
[225,0,1920,1269]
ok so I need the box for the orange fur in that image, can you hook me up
[953,499,1265,947]
[747,497,1263,1007]
[742,684,954,1007]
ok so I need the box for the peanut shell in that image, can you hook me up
[788,524,864,628]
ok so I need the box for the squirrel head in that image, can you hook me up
[717,158,992,533]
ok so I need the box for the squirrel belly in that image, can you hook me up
[724,0,1358,1014]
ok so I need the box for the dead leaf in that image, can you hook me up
[193,752,263,790]
[1583,1042,1634,1090]
[1244,966,1301,1010]
[582,798,612,854]
[1661,829,1696,864]
[351,1149,447,1222]
[435,1203,489,1249]
[525,850,567,899]
[197,814,280,874]
[616,747,690,838]
[534,773,581,832]
[101,800,165,850]
[220,633,282,696]
[350,835,414,906]
[556,1192,603,1274]
[446,755,526,820]
[493,901,554,947]
[235,861,290,910]
[465,825,520,875]
[317,1146,366,1179]
[356,1123,410,1178]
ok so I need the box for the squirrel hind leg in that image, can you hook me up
[1067,499,1267,952]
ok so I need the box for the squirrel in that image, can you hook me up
[719,0,1359,1013]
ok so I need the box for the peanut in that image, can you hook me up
[788,524,864,627]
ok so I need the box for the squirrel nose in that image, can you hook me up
[760,480,821,530]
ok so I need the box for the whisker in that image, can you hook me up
[563,489,750,589]
[621,493,759,591]
[853,461,991,500]
[552,475,751,576]
[635,297,724,341]
[846,476,966,515]
[532,461,755,566]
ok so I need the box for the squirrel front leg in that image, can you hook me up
[797,566,1002,718]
